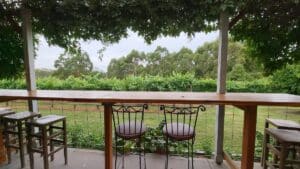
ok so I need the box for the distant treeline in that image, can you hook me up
[37,39,265,81]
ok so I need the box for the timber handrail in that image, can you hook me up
[0,89,299,106]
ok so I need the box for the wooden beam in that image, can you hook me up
[216,11,229,94]
[233,105,247,111]
[223,151,239,169]
[241,105,257,169]
[21,8,38,112]
[215,11,229,164]
[103,103,113,169]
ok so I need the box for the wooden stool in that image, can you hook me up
[265,118,300,130]
[0,107,15,132]
[261,118,300,166]
[26,115,67,169]
[263,128,300,169]
[0,108,15,164]
[3,111,41,168]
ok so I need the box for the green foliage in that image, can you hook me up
[271,64,300,94]
[1,1,298,78]
[0,26,24,79]
[68,125,104,149]
[54,47,93,78]
[228,64,250,81]
[255,131,264,159]
[143,121,166,153]
[143,120,189,155]
[35,69,54,78]
[231,0,300,72]
[1,73,296,94]
[106,40,264,80]
[167,73,194,91]
[0,78,26,89]
[201,138,213,156]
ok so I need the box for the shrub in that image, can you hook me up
[271,64,300,94]
[0,73,291,94]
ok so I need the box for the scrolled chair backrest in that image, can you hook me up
[112,104,148,136]
[160,104,206,138]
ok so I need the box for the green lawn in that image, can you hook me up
[1,101,300,158]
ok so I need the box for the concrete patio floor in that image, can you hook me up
[0,148,262,169]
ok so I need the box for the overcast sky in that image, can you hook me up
[35,31,218,72]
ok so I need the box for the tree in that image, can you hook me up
[1,0,298,78]
[106,40,264,79]
[230,0,300,72]
[35,69,54,78]
[107,50,146,78]
[54,48,93,78]
[0,25,24,78]
[271,64,300,94]
[144,47,169,76]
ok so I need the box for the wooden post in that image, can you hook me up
[21,8,38,112]
[104,103,113,169]
[241,106,257,169]
[215,11,229,164]
[0,128,6,164]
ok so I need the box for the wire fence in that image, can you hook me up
[1,100,300,161]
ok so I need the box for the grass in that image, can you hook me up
[1,100,300,157]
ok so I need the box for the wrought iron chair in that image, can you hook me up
[160,105,206,169]
[112,104,148,169]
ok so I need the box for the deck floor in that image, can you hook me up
[0,148,262,169]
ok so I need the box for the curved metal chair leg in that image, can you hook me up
[138,138,142,169]
[187,140,190,169]
[165,137,169,169]
[122,138,125,169]
[143,139,147,169]
[115,136,118,169]
[191,139,195,169]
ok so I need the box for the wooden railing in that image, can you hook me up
[0,89,299,169]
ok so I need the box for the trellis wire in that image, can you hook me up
[0,101,300,160]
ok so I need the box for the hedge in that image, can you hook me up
[0,74,291,94]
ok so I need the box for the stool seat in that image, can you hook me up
[116,121,146,139]
[0,107,12,113]
[0,110,14,117]
[4,111,40,121]
[0,108,14,120]
[266,118,300,130]
[163,123,195,141]
[266,128,300,144]
[29,115,65,126]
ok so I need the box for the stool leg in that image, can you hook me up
[49,125,54,161]
[4,120,11,164]
[261,121,269,166]
[26,123,34,169]
[63,119,68,165]
[17,121,25,168]
[42,126,49,169]
[137,138,142,169]
[279,144,288,169]
[263,131,270,169]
